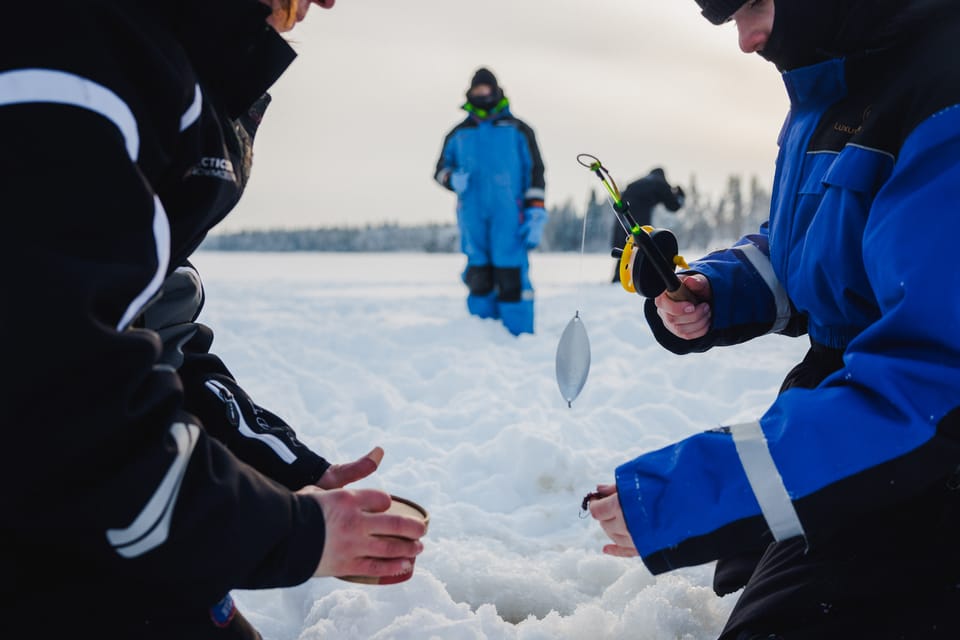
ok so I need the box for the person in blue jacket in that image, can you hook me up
[589,1,960,638]
[434,67,548,336]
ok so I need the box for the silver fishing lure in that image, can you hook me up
[555,310,590,408]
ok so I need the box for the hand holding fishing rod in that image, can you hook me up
[577,154,698,304]
[555,155,707,409]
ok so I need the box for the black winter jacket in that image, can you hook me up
[1,0,327,620]
[610,170,684,251]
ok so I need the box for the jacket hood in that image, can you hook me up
[761,0,950,71]
[144,0,297,118]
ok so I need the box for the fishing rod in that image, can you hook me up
[576,154,697,303]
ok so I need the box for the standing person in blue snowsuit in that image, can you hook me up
[588,1,960,638]
[434,68,548,336]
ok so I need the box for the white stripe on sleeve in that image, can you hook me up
[524,187,546,201]
[0,68,139,160]
[735,243,791,333]
[117,196,171,330]
[179,83,202,132]
[106,422,200,558]
[0,68,171,331]
[729,420,806,542]
[204,380,298,464]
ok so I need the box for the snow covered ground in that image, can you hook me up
[189,250,809,640]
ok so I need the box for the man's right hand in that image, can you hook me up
[298,486,426,579]
[654,273,712,339]
[588,483,638,558]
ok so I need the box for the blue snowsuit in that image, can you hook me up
[434,102,546,336]
[618,2,960,636]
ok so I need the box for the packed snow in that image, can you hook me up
[188,249,810,640]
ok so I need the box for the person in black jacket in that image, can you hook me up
[609,167,685,283]
[1,1,425,638]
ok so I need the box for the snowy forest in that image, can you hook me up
[201,174,771,253]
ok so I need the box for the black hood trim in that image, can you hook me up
[760,0,948,71]
[158,0,298,118]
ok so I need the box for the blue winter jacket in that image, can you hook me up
[620,7,960,575]
[434,104,545,263]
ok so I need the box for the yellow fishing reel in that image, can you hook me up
[618,226,690,297]
[618,233,637,293]
[575,153,692,301]
[617,227,651,293]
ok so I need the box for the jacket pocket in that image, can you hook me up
[821,144,894,194]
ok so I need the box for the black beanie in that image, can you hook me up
[470,68,499,92]
[695,0,748,25]
[466,67,504,112]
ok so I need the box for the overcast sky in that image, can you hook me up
[218,0,789,233]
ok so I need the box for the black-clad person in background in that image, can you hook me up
[609,167,685,283]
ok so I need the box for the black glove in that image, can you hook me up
[673,185,686,208]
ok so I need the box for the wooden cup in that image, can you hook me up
[336,495,429,585]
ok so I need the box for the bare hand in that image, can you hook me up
[655,273,713,340]
[588,483,638,558]
[299,486,427,578]
[317,446,384,490]
[261,0,336,33]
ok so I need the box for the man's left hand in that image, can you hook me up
[317,446,384,489]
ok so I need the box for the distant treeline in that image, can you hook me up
[201,174,771,254]
[201,222,461,253]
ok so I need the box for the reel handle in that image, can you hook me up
[665,281,699,304]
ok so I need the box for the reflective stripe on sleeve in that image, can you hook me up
[106,422,200,558]
[179,83,202,131]
[729,420,806,542]
[524,187,545,201]
[0,68,171,331]
[0,68,139,158]
[736,242,791,333]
